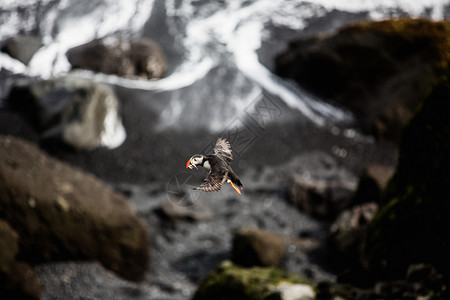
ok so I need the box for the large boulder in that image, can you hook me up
[66,37,167,79]
[192,261,312,300]
[1,34,43,65]
[0,135,149,281]
[7,76,126,150]
[365,72,450,277]
[276,19,450,141]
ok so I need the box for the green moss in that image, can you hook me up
[192,261,311,300]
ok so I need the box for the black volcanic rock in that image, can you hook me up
[276,19,450,141]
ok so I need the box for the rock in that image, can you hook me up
[328,202,378,272]
[328,202,378,276]
[0,220,41,300]
[265,283,316,300]
[267,284,316,300]
[232,227,286,267]
[7,76,126,150]
[158,200,213,222]
[406,264,436,283]
[1,262,42,300]
[0,220,18,276]
[0,135,149,281]
[288,172,358,220]
[317,263,449,299]
[352,164,395,204]
[1,34,43,65]
[365,70,450,277]
[66,37,167,79]
[127,39,167,79]
[276,19,450,141]
[192,260,310,300]
[232,227,320,268]
[331,202,379,232]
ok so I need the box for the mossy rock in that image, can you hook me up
[192,261,311,300]
[276,19,450,141]
[365,71,450,277]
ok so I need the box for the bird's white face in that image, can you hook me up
[186,155,204,169]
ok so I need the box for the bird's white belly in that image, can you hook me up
[203,160,211,171]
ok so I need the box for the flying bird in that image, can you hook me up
[186,138,243,195]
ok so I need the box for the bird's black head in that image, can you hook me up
[186,154,205,169]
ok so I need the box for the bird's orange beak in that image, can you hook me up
[229,181,242,195]
[186,159,191,168]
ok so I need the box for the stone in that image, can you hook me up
[331,202,379,232]
[0,220,18,275]
[0,220,41,300]
[352,164,395,204]
[0,135,149,281]
[192,260,310,300]
[406,264,435,283]
[1,34,43,65]
[265,283,316,300]
[328,202,378,270]
[288,172,357,219]
[1,262,42,300]
[127,38,167,79]
[232,227,286,267]
[66,37,167,79]
[7,76,126,150]
[365,70,450,277]
[232,227,320,267]
[276,19,450,141]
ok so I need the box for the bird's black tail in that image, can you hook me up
[228,169,243,188]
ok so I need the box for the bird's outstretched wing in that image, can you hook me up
[194,169,228,192]
[214,138,233,165]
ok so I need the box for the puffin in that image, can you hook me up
[186,138,243,195]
